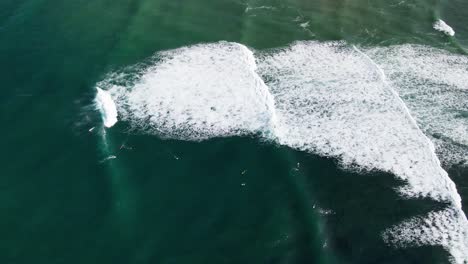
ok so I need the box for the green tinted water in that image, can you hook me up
[1,0,467,263]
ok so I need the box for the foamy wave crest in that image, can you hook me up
[365,45,468,167]
[383,207,468,264]
[96,41,468,262]
[257,41,460,204]
[95,87,118,128]
[257,42,467,262]
[101,42,276,140]
[433,19,455,36]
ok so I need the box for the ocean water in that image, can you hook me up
[1,0,468,263]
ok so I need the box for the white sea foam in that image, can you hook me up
[299,21,310,29]
[97,41,468,262]
[433,19,455,36]
[105,42,276,140]
[383,207,468,264]
[244,5,276,13]
[257,42,467,262]
[257,41,460,204]
[365,45,468,166]
[361,44,468,264]
[95,87,118,128]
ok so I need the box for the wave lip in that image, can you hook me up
[433,19,455,36]
[95,87,118,128]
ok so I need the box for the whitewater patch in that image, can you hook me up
[433,19,455,36]
[257,42,467,262]
[95,87,118,128]
[365,45,468,167]
[257,41,460,204]
[95,41,468,262]
[383,207,468,264]
[100,42,276,140]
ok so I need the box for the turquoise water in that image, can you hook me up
[1,0,468,263]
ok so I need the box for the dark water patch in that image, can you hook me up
[446,165,468,214]
[0,129,113,264]
[102,134,334,263]
[440,0,468,50]
[88,129,456,263]
[291,150,452,264]
[0,0,34,28]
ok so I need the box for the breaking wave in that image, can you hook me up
[433,19,455,36]
[383,207,468,264]
[101,42,276,140]
[95,87,118,128]
[257,42,460,203]
[95,41,468,263]
[365,45,468,167]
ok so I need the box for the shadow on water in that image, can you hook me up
[446,165,468,214]
[103,134,332,264]
[291,149,453,264]
[94,133,453,264]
